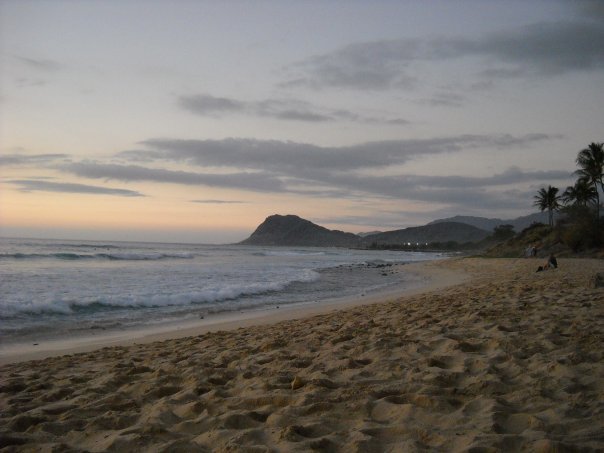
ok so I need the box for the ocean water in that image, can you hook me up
[0,237,443,346]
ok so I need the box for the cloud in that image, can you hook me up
[178,94,408,124]
[52,133,564,213]
[284,39,421,90]
[0,153,70,166]
[473,21,604,77]
[388,167,571,190]
[179,95,245,114]
[129,133,555,174]
[284,21,604,90]
[259,101,333,122]
[357,168,563,207]
[178,94,330,122]
[10,179,144,197]
[13,55,62,72]
[417,92,465,108]
[61,162,285,192]
[15,78,47,88]
[314,214,405,229]
[57,133,565,214]
[576,0,604,19]
[309,170,566,209]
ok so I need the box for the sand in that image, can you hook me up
[1,257,602,452]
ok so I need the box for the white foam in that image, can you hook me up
[0,269,320,316]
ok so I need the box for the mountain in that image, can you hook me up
[362,222,490,246]
[429,212,554,232]
[241,215,491,248]
[357,231,383,237]
[239,214,361,247]
[240,211,588,248]
[428,216,506,231]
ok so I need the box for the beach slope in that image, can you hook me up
[1,258,603,451]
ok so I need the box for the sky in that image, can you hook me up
[1,0,603,243]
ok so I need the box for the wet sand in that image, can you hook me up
[1,257,602,452]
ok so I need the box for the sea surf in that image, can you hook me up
[0,237,444,350]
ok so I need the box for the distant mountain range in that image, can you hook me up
[239,212,553,247]
[241,214,498,247]
[362,222,490,245]
[428,212,552,232]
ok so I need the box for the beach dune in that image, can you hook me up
[1,258,603,452]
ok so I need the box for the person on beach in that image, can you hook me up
[545,254,558,269]
[525,245,538,258]
[536,254,557,272]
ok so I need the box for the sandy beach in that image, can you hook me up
[1,257,603,452]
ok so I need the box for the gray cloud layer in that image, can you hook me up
[127,133,554,173]
[10,179,143,197]
[314,171,565,209]
[13,55,62,72]
[55,133,566,211]
[0,153,69,166]
[5,134,561,210]
[62,162,285,192]
[286,21,604,90]
[59,161,565,210]
[178,94,408,124]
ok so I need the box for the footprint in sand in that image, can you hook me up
[493,412,544,434]
[8,414,47,432]
[221,412,265,430]
[152,385,181,398]
[370,399,414,423]
[427,354,463,371]
[279,423,331,441]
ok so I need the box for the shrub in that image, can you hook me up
[559,205,603,251]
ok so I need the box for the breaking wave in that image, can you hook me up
[0,252,194,261]
[1,269,320,317]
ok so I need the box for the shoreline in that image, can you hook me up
[0,260,466,365]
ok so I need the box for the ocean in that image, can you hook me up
[0,237,444,348]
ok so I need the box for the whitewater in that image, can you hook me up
[0,237,443,347]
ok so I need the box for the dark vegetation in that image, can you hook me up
[487,142,603,258]
[368,224,517,253]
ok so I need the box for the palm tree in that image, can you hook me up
[534,185,560,228]
[562,179,598,207]
[575,142,604,220]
